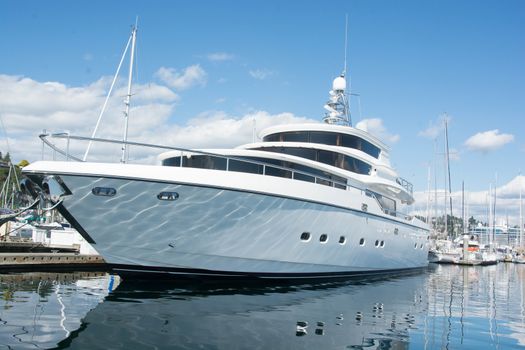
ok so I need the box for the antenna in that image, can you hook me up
[343,13,348,77]
[322,15,352,126]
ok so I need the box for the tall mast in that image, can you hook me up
[462,181,465,234]
[121,24,137,164]
[493,174,497,245]
[488,183,492,245]
[519,173,523,247]
[444,116,453,238]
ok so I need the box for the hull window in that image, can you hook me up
[157,192,179,201]
[300,232,311,241]
[338,236,346,245]
[359,238,365,246]
[374,240,380,247]
[92,187,116,197]
[319,234,328,243]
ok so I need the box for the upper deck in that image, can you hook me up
[257,123,390,163]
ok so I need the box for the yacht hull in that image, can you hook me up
[25,163,429,278]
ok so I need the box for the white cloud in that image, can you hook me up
[418,114,452,139]
[249,69,274,80]
[207,52,235,62]
[155,65,207,90]
[0,74,177,162]
[355,118,399,144]
[137,110,315,150]
[464,129,514,153]
[0,73,318,165]
[411,174,525,226]
[418,121,442,139]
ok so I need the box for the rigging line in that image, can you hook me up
[0,114,11,156]
[83,31,133,161]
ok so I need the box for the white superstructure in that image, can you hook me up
[22,73,429,279]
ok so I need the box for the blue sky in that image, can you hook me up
[1,0,524,223]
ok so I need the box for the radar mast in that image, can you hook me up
[322,14,351,127]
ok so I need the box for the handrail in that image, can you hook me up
[40,133,358,192]
[396,177,413,195]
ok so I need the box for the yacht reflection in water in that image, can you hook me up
[58,271,429,349]
[0,272,118,349]
[1,265,523,349]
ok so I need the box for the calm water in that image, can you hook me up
[0,264,524,349]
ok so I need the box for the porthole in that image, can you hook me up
[420,243,424,249]
[359,238,365,246]
[375,240,379,247]
[394,228,399,235]
[339,236,346,245]
[320,234,328,243]
[414,243,418,249]
[300,232,311,241]
[92,187,116,197]
[157,191,179,201]
[380,240,385,248]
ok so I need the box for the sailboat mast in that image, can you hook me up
[519,173,523,247]
[121,25,137,164]
[444,117,453,237]
[462,181,465,234]
[493,175,497,245]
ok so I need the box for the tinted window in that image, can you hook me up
[282,131,309,142]
[185,155,227,170]
[343,155,371,175]
[375,192,396,215]
[263,134,280,142]
[162,157,181,166]
[310,131,338,145]
[229,159,263,174]
[263,131,381,158]
[257,147,370,175]
[265,165,292,179]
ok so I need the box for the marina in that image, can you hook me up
[0,1,524,349]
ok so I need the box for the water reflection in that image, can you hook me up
[0,272,116,349]
[0,264,524,349]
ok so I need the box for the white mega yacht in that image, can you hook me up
[22,72,429,279]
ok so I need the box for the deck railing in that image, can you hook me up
[40,133,418,223]
[396,177,413,195]
[40,133,357,193]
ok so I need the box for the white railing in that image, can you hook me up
[40,133,361,193]
[396,177,413,195]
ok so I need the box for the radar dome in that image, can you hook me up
[332,76,346,91]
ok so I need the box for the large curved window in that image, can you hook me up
[255,147,371,175]
[162,155,347,189]
[262,131,381,158]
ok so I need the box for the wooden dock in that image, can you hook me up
[0,253,107,271]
